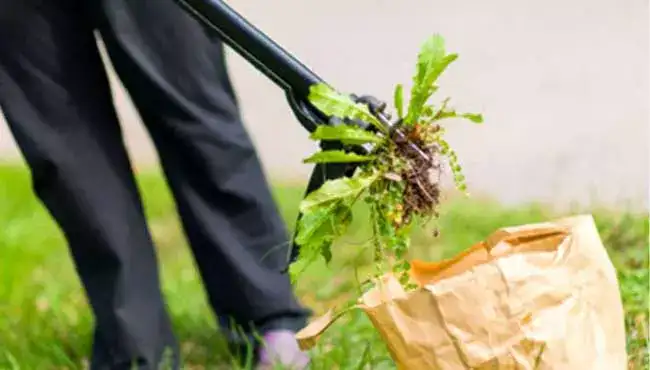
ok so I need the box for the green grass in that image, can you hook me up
[0,163,647,369]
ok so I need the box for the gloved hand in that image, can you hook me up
[352,94,390,119]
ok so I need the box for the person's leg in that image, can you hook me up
[94,0,310,353]
[0,1,178,368]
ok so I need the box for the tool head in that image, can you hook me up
[350,94,431,163]
[285,92,432,271]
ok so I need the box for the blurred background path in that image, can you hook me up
[1,0,647,210]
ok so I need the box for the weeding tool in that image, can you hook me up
[175,0,428,268]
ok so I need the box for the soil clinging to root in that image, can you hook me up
[391,124,442,225]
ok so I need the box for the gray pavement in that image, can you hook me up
[1,0,647,210]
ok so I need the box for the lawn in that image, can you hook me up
[0,163,647,369]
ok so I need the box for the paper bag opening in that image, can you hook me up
[410,224,570,287]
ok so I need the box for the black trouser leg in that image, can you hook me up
[0,1,177,369]
[96,0,309,338]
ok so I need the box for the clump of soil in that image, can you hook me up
[391,124,442,225]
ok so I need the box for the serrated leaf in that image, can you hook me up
[303,150,375,164]
[406,35,458,124]
[295,202,337,245]
[309,124,383,145]
[295,201,352,264]
[394,84,404,119]
[414,36,446,84]
[435,109,484,123]
[308,84,386,132]
[299,172,379,214]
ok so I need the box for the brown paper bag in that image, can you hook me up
[296,215,628,369]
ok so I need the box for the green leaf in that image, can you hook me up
[295,170,374,262]
[296,202,338,245]
[394,84,404,119]
[295,201,352,264]
[421,105,435,118]
[436,109,484,123]
[299,171,379,214]
[303,150,375,164]
[308,84,386,132]
[320,243,333,264]
[406,35,458,124]
[309,124,384,145]
[462,113,483,123]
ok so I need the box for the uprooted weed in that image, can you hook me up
[292,35,483,286]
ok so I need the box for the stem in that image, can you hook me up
[370,202,382,263]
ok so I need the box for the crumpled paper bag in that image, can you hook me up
[296,215,628,369]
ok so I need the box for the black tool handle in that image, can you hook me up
[175,0,371,270]
[177,0,324,98]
